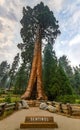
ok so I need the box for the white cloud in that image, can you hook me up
[66,8,80,31]
[0,0,5,5]
[0,32,4,38]
[57,0,80,52]
[0,0,22,64]
[0,17,17,46]
[69,34,80,46]
[48,0,64,12]
[72,10,80,24]
[68,44,80,66]
[55,36,80,66]
[0,40,19,64]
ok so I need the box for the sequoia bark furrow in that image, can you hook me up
[37,41,43,99]
[21,39,39,99]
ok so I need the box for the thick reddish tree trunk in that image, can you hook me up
[21,26,47,100]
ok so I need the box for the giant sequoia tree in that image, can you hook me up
[21,2,60,100]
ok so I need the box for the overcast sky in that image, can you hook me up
[0,0,80,66]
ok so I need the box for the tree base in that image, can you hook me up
[21,94,47,101]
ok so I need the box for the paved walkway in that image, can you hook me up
[0,107,80,130]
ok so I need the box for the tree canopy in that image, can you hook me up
[18,2,60,66]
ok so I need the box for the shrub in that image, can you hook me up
[0,110,13,120]
[4,94,11,103]
[56,95,76,104]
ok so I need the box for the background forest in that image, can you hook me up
[0,2,80,103]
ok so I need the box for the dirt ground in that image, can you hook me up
[0,107,80,130]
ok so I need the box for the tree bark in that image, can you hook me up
[21,26,47,100]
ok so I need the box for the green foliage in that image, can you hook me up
[43,45,73,101]
[75,99,80,104]
[0,61,10,77]
[11,96,20,103]
[9,53,20,88]
[4,94,11,103]
[59,56,80,96]
[43,43,57,98]
[0,61,10,88]
[0,110,14,120]
[14,63,28,94]
[56,64,72,95]
[0,88,5,95]
[0,97,4,103]
[56,95,76,104]
[59,55,73,78]
[20,2,60,41]
[0,94,20,103]
[72,66,80,95]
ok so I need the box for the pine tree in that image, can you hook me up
[14,63,28,94]
[9,53,20,88]
[49,64,72,100]
[0,61,10,88]
[43,42,57,99]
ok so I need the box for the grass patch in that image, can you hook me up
[0,97,5,103]
[0,110,14,120]
[75,99,80,104]
[0,94,21,103]
[11,96,20,102]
